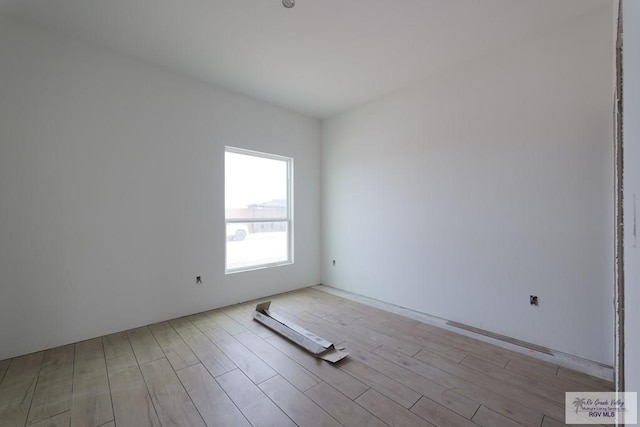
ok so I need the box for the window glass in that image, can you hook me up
[225,148,292,273]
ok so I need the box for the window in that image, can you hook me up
[225,147,293,273]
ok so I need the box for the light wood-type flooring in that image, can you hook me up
[0,287,613,427]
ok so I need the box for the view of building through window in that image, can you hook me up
[225,147,292,272]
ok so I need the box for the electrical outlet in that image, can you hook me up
[530,295,538,306]
[196,276,202,284]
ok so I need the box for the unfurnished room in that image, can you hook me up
[1,1,639,426]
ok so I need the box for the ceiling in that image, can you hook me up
[0,0,609,118]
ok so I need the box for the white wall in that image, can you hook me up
[322,7,614,365]
[0,20,320,361]
[623,0,640,393]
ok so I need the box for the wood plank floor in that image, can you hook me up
[0,287,613,427]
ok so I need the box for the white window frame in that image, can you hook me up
[224,146,293,274]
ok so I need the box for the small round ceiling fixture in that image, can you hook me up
[283,0,294,8]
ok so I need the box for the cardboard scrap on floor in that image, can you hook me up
[252,301,349,363]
